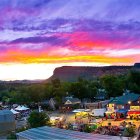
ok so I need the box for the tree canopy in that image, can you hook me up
[28,111,49,128]
[0,70,140,105]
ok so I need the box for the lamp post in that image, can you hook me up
[128,101,131,113]
[128,101,131,110]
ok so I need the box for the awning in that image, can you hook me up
[105,111,114,114]
[15,105,29,111]
[127,111,140,115]
[10,109,20,114]
[72,109,86,113]
[116,109,128,114]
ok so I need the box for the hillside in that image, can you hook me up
[47,65,138,82]
[134,63,140,68]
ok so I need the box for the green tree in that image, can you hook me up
[51,78,61,88]
[44,83,53,99]
[126,70,140,93]
[87,81,100,99]
[13,87,31,104]
[28,85,45,102]
[70,78,89,99]
[100,75,124,98]
[50,78,67,100]
[0,90,10,101]
[28,111,49,128]
[2,96,10,104]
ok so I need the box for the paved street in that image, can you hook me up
[16,117,28,129]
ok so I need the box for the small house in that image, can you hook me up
[106,92,140,119]
[64,97,81,105]
[0,110,15,134]
[59,97,81,113]
[84,99,110,110]
[40,98,56,110]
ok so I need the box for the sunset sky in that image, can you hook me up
[0,0,140,80]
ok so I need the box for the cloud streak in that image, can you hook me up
[0,0,140,66]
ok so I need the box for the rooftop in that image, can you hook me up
[17,126,127,140]
[64,97,81,104]
[0,110,13,115]
[110,93,140,105]
[0,110,15,122]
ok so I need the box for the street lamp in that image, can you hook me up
[128,101,131,104]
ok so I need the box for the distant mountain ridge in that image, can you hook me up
[1,63,140,83]
[0,80,44,84]
[48,63,140,82]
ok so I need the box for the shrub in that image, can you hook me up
[83,124,93,133]
[28,111,50,128]
[123,126,136,137]
[7,132,17,140]
[16,126,28,133]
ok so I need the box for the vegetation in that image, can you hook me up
[7,132,17,140]
[28,111,50,128]
[100,75,125,98]
[0,70,140,106]
[123,125,136,137]
[83,124,93,133]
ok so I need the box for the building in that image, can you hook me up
[0,110,15,134]
[84,100,110,110]
[107,92,140,110]
[106,92,140,119]
[64,97,81,105]
[40,98,56,110]
[16,126,128,140]
[59,97,81,113]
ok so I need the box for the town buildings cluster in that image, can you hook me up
[0,90,140,139]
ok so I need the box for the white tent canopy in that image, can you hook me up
[72,109,86,113]
[20,106,29,111]
[15,105,29,111]
[10,109,20,114]
[15,106,21,110]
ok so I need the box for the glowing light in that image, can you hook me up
[128,101,131,104]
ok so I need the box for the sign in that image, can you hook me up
[107,104,115,112]
[127,111,140,115]
[130,106,140,111]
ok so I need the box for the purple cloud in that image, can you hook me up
[10,36,68,46]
